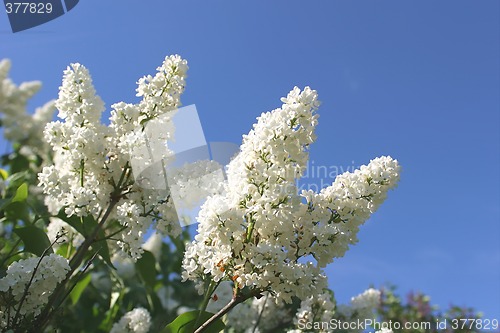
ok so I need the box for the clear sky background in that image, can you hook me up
[1,0,499,320]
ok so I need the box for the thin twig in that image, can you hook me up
[33,164,131,331]
[194,280,218,330]
[11,237,58,331]
[52,250,99,314]
[252,292,268,333]
[0,238,22,267]
[194,289,263,333]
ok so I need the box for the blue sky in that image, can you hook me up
[1,0,499,320]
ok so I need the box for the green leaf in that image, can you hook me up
[84,215,114,268]
[3,201,31,223]
[161,310,225,333]
[100,291,123,331]
[10,153,29,174]
[0,198,10,211]
[14,225,53,256]
[0,168,8,180]
[5,171,28,189]
[70,273,92,305]
[135,250,157,288]
[12,183,28,202]
[56,211,85,237]
[90,237,114,269]
[56,242,70,257]
[0,182,29,211]
[57,212,114,268]
[81,214,99,237]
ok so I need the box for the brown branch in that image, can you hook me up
[194,289,263,333]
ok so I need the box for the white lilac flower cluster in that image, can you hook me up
[291,288,382,333]
[38,55,189,260]
[292,288,336,330]
[0,254,70,320]
[227,288,332,333]
[182,86,401,304]
[166,160,226,211]
[336,288,381,321]
[110,307,151,333]
[225,287,382,333]
[300,156,401,267]
[226,292,292,333]
[38,62,110,218]
[0,59,55,159]
[376,329,393,333]
[46,217,84,249]
[206,281,234,314]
